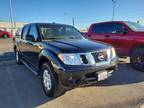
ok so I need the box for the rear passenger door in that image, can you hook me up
[103,22,131,55]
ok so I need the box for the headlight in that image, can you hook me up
[58,54,81,65]
[111,47,116,58]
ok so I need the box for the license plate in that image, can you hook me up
[98,71,108,81]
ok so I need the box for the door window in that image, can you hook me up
[92,23,127,34]
[92,24,107,34]
[21,25,29,39]
[29,25,38,39]
[108,23,127,34]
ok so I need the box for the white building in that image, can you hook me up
[0,21,27,33]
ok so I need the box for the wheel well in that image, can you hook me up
[39,57,59,82]
[39,57,50,70]
[130,45,144,55]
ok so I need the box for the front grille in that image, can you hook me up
[78,50,110,65]
[80,55,88,64]
[92,51,107,63]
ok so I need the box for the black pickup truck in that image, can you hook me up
[13,23,117,97]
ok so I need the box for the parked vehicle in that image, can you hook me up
[0,30,13,38]
[13,23,117,97]
[85,21,144,71]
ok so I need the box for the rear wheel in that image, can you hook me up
[3,34,8,38]
[41,62,64,98]
[130,48,144,72]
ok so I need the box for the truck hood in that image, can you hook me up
[43,38,111,53]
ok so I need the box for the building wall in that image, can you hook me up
[0,21,27,33]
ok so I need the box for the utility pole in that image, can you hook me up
[72,17,75,27]
[64,12,67,24]
[9,0,14,34]
[112,0,117,21]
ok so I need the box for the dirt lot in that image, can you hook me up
[0,38,144,108]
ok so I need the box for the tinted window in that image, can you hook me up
[22,25,29,39]
[29,25,38,39]
[109,23,126,33]
[92,22,126,34]
[92,24,107,34]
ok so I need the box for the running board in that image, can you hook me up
[20,59,39,76]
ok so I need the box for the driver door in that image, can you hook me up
[25,24,42,67]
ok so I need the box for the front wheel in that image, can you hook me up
[41,62,64,98]
[130,48,144,72]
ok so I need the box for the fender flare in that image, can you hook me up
[39,49,65,74]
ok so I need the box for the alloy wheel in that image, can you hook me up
[43,69,52,91]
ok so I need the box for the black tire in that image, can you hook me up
[15,50,23,65]
[41,62,64,98]
[130,48,144,72]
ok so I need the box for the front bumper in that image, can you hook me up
[53,57,118,89]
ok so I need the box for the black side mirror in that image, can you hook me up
[26,35,35,42]
[81,32,87,38]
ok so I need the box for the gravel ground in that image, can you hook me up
[0,38,13,53]
[0,38,143,108]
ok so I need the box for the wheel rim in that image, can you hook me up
[43,69,52,91]
[133,53,144,67]
[16,51,19,62]
[4,35,7,38]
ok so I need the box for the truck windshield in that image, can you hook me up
[125,21,144,31]
[39,24,83,40]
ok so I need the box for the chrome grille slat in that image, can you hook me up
[78,49,111,65]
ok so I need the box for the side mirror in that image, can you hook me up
[26,35,35,42]
[81,32,87,38]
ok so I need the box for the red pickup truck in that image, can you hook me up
[85,21,144,71]
[0,30,12,38]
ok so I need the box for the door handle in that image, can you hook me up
[105,35,110,38]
